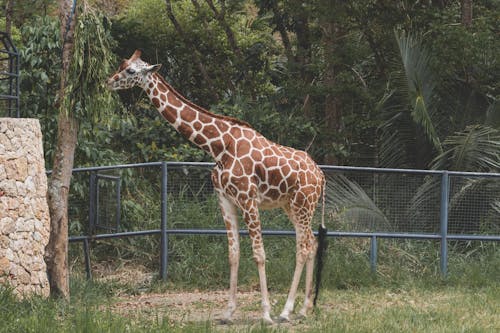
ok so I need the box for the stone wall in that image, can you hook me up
[0,118,50,297]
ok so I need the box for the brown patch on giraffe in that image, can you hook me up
[267,169,282,186]
[240,156,254,175]
[242,129,255,140]
[232,160,244,177]
[265,156,278,167]
[220,170,230,187]
[266,188,281,200]
[202,124,220,138]
[286,173,297,189]
[149,82,154,89]
[233,176,249,192]
[223,134,236,155]
[193,121,203,131]
[182,108,196,123]
[161,106,177,123]
[252,137,264,150]
[210,139,224,157]
[152,97,160,109]
[237,139,251,156]
[281,164,291,177]
[299,172,307,184]
[179,122,194,138]
[220,154,234,169]
[254,163,266,181]
[153,88,159,96]
[262,148,274,157]
[227,184,238,196]
[193,134,207,146]
[197,111,213,124]
[216,121,229,133]
[167,92,183,108]
[157,81,168,92]
[250,149,263,161]
[230,127,242,138]
[279,180,288,193]
[160,94,166,102]
[237,192,249,202]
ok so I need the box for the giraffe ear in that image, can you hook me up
[146,64,162,73]
[130,49,142,61]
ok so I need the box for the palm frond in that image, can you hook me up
[395,30,442,153]
[325,174,390,231]
[431,125,500,172]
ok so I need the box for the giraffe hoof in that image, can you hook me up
[277,315,290,323]
[218,317,234,325]
[262,315,274,325]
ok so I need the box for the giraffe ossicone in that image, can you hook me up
[107,50,326,324]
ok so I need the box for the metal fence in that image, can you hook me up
[0,32,20,118]
[65,162,500,280]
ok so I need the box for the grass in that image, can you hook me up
[1,279,498,332]
[3,239,499,332]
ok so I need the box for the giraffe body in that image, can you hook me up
[108,50,325,323]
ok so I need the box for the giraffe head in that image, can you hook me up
[107,49,161,90]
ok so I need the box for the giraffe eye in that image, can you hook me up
[126,68,136,74]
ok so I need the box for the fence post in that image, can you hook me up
[370,235,378,273]
[83,238,92,280]
[160,162,168,280]
[439,171,449,277]
[89,171,97,235]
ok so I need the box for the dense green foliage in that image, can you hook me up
[8,0,499,170]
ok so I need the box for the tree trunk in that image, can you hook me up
[5,0,14,36]
[461,0,472,28]
[322,21,343,165]
[164,0,219,99]
[205,0,242,57]
[45,0,78,299]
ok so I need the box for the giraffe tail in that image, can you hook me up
[314,176,328,307]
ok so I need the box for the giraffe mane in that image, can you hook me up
[153,73,253,129]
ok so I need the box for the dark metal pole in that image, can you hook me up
[370,235,378,273]
[82,238,92,280]
[89,172,97,235]
[116,178,121,231]
[160,162,168,280]
[440,171,449,277]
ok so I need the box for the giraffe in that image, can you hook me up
[107,50,326,324]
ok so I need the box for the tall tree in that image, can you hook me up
[4,0,13,35]
[44,0,117,298]
[45,0,78,298]
[461,0,473,28]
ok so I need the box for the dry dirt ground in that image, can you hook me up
[113,290,287,324]
[88,262,305,328]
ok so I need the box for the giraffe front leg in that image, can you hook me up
[217,194,240,324]
[243,205,274,324]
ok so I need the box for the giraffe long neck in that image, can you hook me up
[143,73,232,160]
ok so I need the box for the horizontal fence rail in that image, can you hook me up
[56,161,500,280]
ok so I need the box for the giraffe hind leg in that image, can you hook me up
[279,208,317,322]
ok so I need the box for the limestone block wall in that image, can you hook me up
[0,118,50,297]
